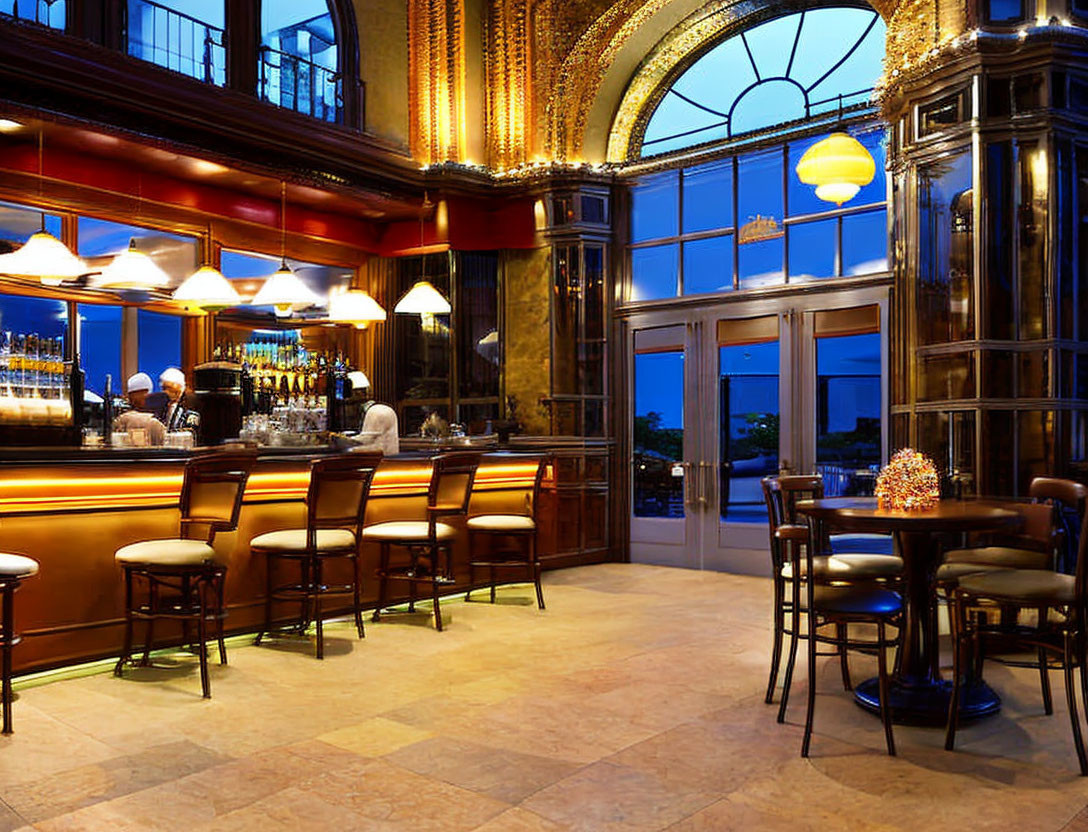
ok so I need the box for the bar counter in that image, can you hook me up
[0,438,613,674]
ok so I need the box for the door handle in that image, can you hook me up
[680,461,694,508]
[698,461,712,506]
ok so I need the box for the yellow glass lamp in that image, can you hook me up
[172,265,240,311]
[328,289,387,329]
[795,132,875,206]
[394,281,451,315]
[251,262,320,317]
[0,230,87,287]
[96,240,171,290]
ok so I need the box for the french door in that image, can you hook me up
[628,286,889,574]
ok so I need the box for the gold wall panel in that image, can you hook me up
[409,0,468,163]
[503,246,553,435]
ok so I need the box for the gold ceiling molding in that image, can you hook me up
[486,0,532,169]
[409,0,467,164]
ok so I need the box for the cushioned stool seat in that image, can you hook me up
[781,553,902,580]
[958,568,1076,605]
[115,539,215,567]
[0,554,39,578]
[943,545,1050,570]
[935,560,1006,583]
[363,520,457,542]
[251,528,356,552]
[466,514,536,532]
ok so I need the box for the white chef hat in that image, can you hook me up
[159,367,186,389]
[126,372,153,393]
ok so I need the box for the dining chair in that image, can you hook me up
[762,475,903,723]
[945,497,1088,775]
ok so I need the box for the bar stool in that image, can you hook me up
[364,451,482,631]
[251,452,382,659]
[0,553,39,733]
[114,451,254,698]
[465,455,547,609]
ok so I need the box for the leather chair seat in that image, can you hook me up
[781,553,902,580]
[958,569,1075,605]
[935,561,1006,584]
[363,521,457,542]
[813,584,902,615]
[250,528,356,552]
[943,546,1050,570]
[467,514,536,532]
[115,539,215,567]
[0,553,38,578]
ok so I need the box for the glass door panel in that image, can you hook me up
[720,340,779,522]
[634,350,686,519]
[816,331,882,495]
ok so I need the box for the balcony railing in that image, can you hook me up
[259,46,342,124]
[125,0,226,87]
[1,0,66,29]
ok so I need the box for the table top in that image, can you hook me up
[795,497,1022,533]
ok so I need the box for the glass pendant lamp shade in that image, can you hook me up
[251,264,320,317]
[328,289,387,327]
[795,132,875,206]
[96,240,171,289]
[394,280,451,315]
[0,230,87,286]
[172,265,240,310]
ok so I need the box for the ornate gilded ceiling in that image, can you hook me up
[411,0,965,168]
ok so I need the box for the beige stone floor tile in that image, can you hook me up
[471,806,571,831]
[195,786,371,832]
[522,760,717,832]
[385,735,581,803]
[0,709,118,791]
[317,716,434,757]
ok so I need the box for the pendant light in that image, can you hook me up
[794,132,875,206]
[328,287,387,328]
[172,226,240,311]
[0,131,86,286]
[251,182,320,316]
[394,193,451,317]
[96,239,171,291]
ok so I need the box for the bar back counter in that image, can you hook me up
[0,438,612,674]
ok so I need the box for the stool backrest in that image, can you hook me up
[429,451,483,516]
[180,451,256,543]
[762,474,826,572]
[306,452,383,544]
[1030,477,1088,572]
[524,455,549,519]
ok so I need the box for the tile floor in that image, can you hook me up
[1,563,1088,830]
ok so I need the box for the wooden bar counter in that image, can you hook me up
[0,438,613,674]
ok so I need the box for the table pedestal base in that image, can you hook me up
[854,677,1001,726]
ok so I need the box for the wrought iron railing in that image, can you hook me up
[124,0,225,87]
[1,0,66,28]
[259,45,342,123]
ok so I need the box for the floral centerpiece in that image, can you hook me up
[875,448,940,511]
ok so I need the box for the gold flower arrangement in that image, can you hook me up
[875,448,940,511]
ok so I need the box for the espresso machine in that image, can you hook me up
[193,362,242,446]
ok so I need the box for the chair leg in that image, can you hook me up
[256,551,272,645]
[801,610,818,757]
[181,574,193,652]
[1039,606,1053,715]
[945,596,964,751]
[408,578,416,613]
[778,582,801,724]
[372,544,389,622]
[1062,631,1088,775]
[140,575,156,666]
[2,584,14,734]
[197,581,210,699]
[490,565,496,604]
[837,622,852,691]
[766,578,785,705]
[466,561,474,602]
[530,535,545,610]
[314,557,324,660]
[877,620,896,756]
[215,570,227,666]
[353,553,365,639]
[115,567,134,677]
[432,577,443,632]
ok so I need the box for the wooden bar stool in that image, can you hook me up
[251,452,382,659]
[465,455,548,609]
[364,451,482,631]
[114,451,254,699]
[0,554,39,734]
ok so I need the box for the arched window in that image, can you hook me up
[125,0,226,86]
[260,0,342,123]
[0,0,65,29]
[641,7,885,157]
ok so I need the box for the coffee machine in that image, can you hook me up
[193,362,242,446]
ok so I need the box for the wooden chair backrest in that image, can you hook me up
[305,452,383,545]
[180,451,256,543]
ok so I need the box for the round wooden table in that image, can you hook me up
[796,497,1021,725]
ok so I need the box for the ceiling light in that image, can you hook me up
[251,263,320,317]
[394,280,451,315]
[0,119,23,133]
[96,240,171,290]
[795,132,875,206]
[0,230,87,286]
[172,265,240,311]
[328,289,387,327]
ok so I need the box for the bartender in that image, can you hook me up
[124,372,153,411]
[153,367,200,433]
[344,371,399,455]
